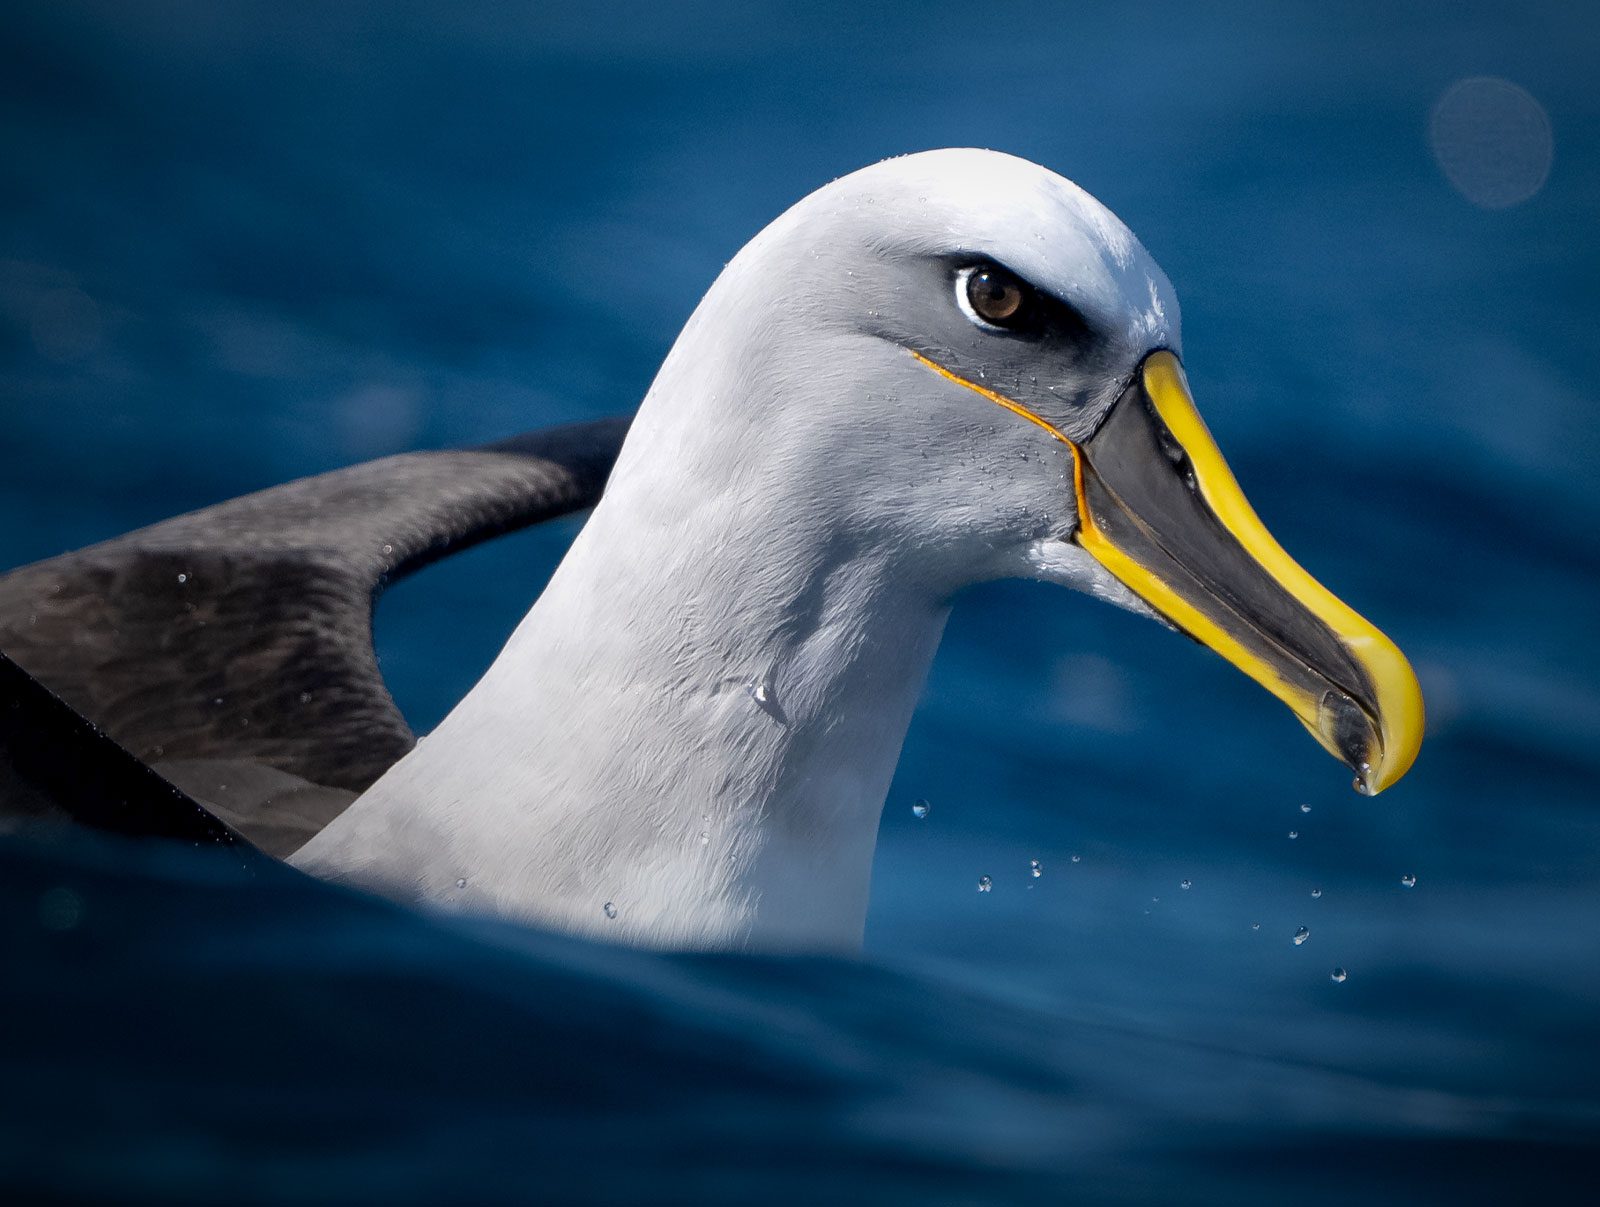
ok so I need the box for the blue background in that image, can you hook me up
[1,2,1597,1200]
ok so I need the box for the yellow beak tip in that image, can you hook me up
[1352,641,1426,796]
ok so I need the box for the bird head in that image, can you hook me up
[639,148,1423,794]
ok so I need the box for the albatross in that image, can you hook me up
[0,149,1423,952]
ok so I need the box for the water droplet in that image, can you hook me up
[1311,888,1323,899]
[1352,762,1375,796]
[1029,859,1043,878]
[455,878,467,889]
[977,875,993,893]
[1331,967,1348,983]
[1293,926,1311,945]
[603,901,618,919]
[1070,854,1081,863]
[699,831,710,846]
[745,677,786,723]
[381,542,394,556]
[298,691,312,705]
[1401,873,1417,888]
[1180,879,1192,890]
[1288,830,1299,840]
[911,799,930,820]
[176,573,188,584]
[1250,922,1261,931]
[1299,803,1312,813]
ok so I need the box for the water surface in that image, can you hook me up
[2,2,1597,1200]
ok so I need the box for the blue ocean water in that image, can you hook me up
[2,1,1598,1201]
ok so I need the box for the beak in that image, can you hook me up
[1072,351,1423,794]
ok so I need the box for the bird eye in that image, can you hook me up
[960,264,1034,330]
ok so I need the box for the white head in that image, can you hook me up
[612,147,1420,795]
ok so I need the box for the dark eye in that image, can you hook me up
[963,264,1033,329]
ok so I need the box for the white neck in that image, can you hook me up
[291,287,959,949]
[293,470,949,950]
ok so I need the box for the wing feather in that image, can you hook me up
[0,417,628,848]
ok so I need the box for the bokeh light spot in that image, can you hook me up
[1429,77,1552,209]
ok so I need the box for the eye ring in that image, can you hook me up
[957,263,1034,331]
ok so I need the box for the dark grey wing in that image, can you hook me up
[0,648,259,870]
[0,417,628,854]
